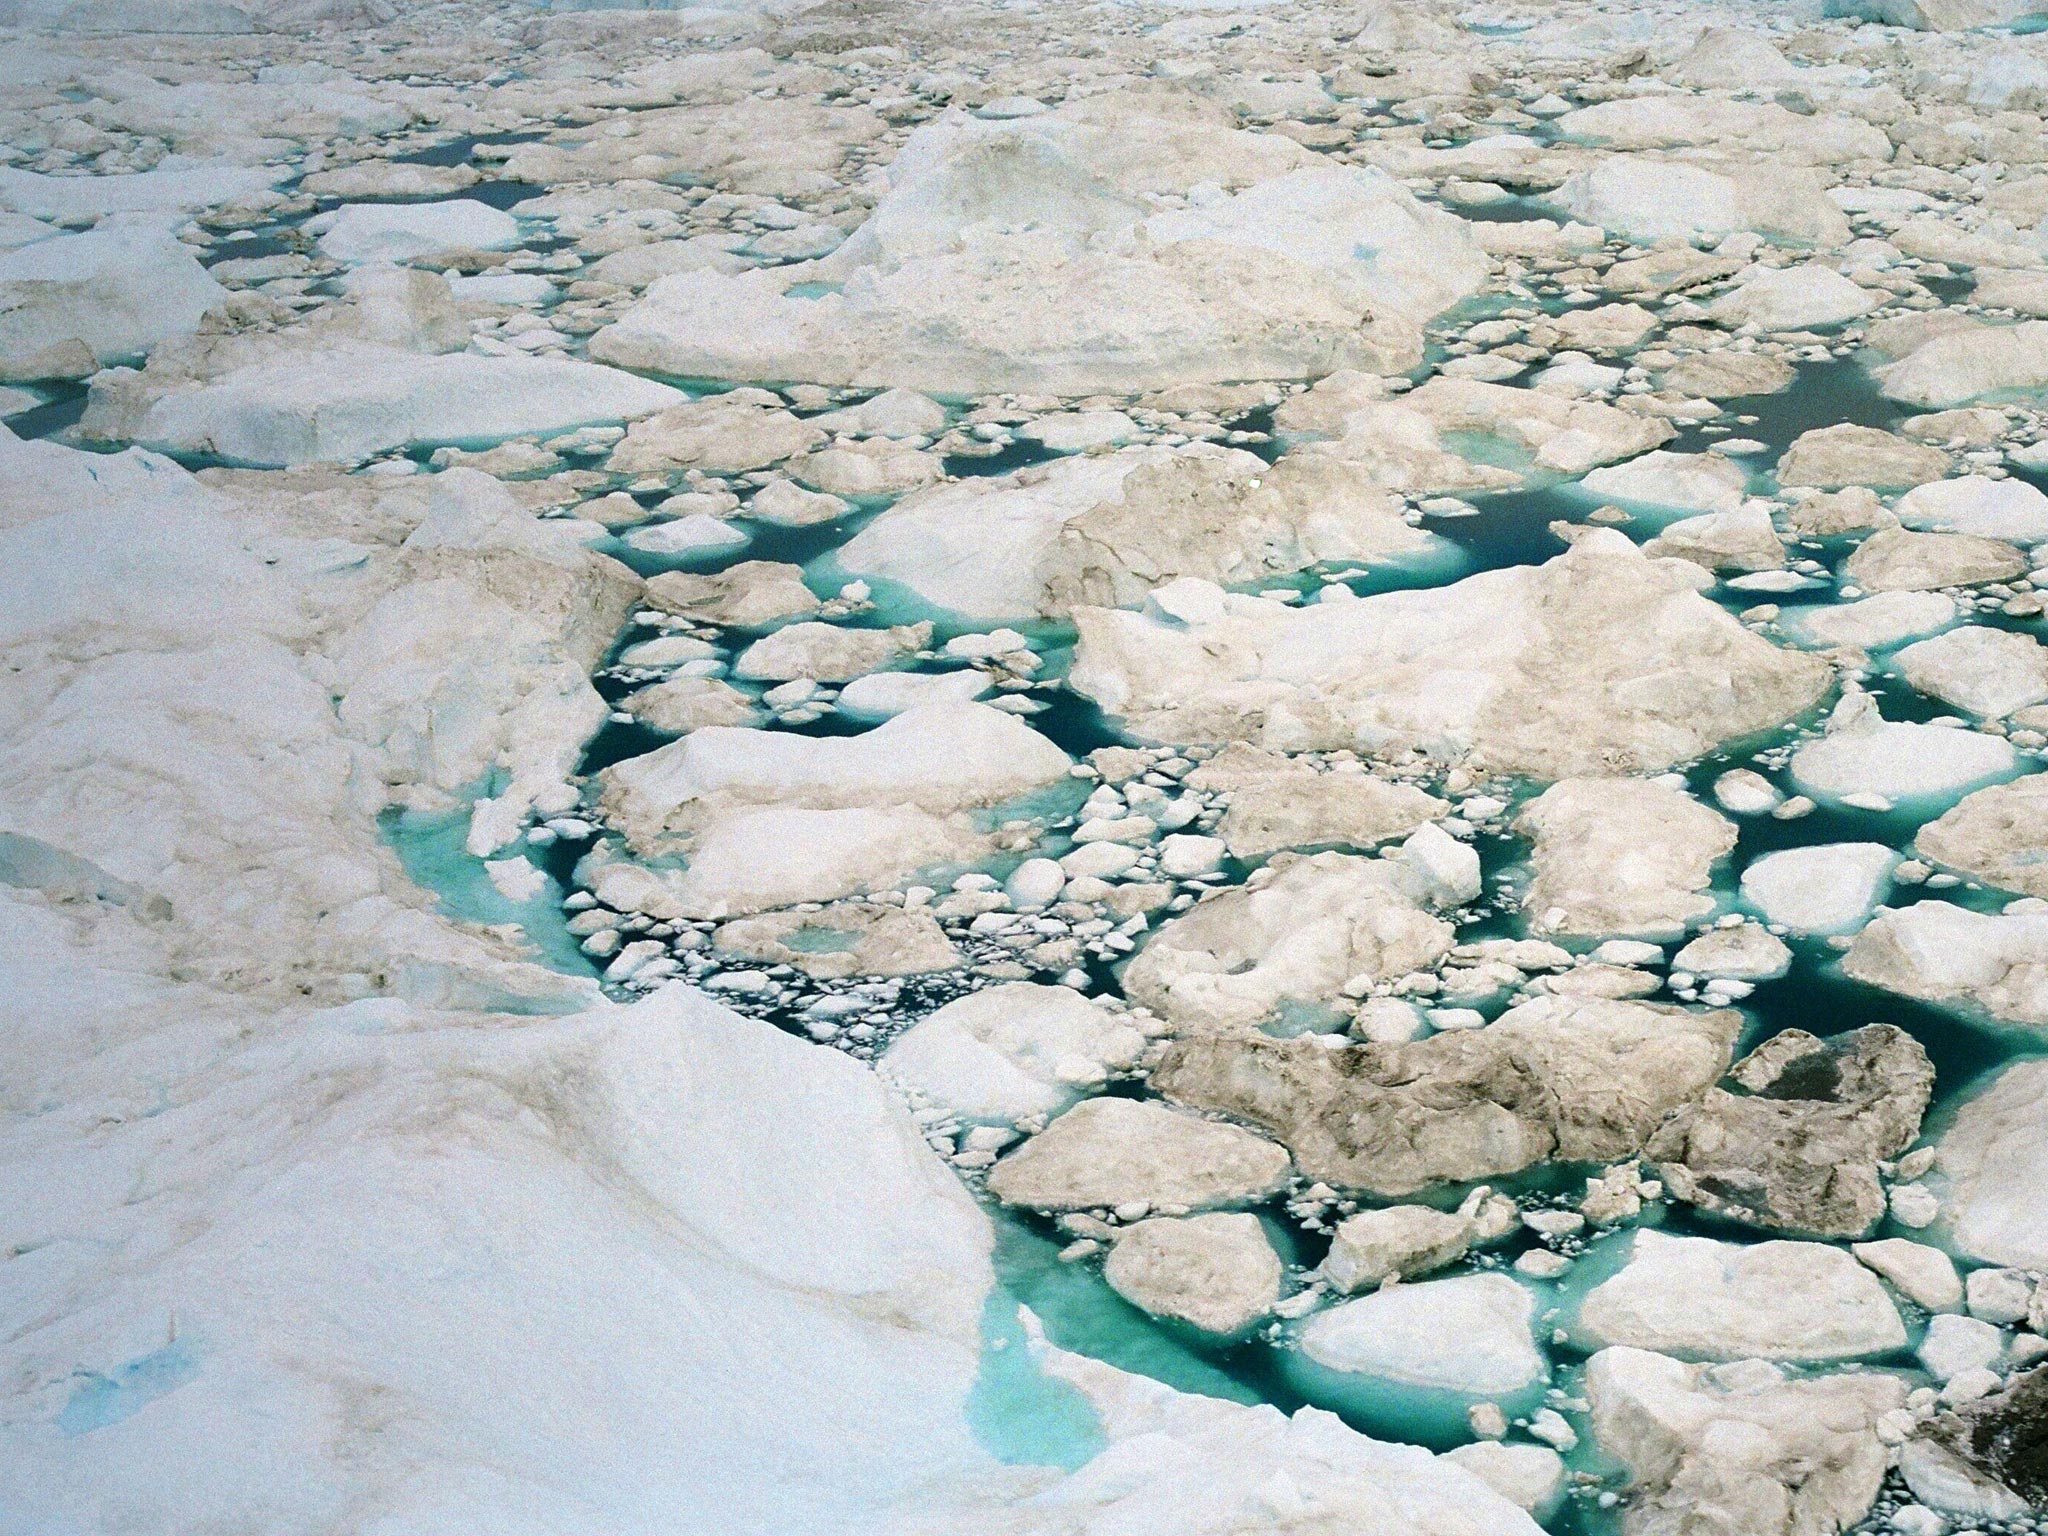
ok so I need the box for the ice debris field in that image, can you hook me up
[10,0,2048,1532]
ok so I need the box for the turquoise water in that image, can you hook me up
[390,129,548,168]
[1448,193,1565,224]
[379,787,596,981]
[4,381,87,440]
[1276,1342,1554,1450]
[968,1280,1109,1471]
[57,1340,200,1436]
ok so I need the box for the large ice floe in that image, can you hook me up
[1069,529,1829,770]
[14,0,2048,1533]
[590,99,1490,393]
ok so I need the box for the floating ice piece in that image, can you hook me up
[1555,157,1848,247]
[1398,822,1481,908]
[0,224,225,369]
[1070,530,1829,775]
[1724,569,1822,593]
[1919,1314,2005,1383]
[623,514,748,556]
[601,700,1073,853]
[1516,776,1734,939]
[1740,843,1898,933]
[987,1095,1292,1212]
[1880,320,2048,409]
[1845,894,2048,1034]
[449,272,557,305]
[484,857,548,903]
[592,128,1486,393]
[1585,1346,1904,1536]
[1575,1230,1905,1360]
[1017,410,1139,453]
[1580,449,1747,515]
[0,161,285,219]
[1897,625,2048,718]
[1672,922,1793,979]
[1706,264,1878,332]
[1932,1058,2048,1269]
[835,668,990,721]
[1711,769,1783,815]
[1853,1238,1962,1312]
[1644,505,1788,574]
[1300,1273,1544,1396]
[310,198,521,264]
[668,803,987,917]
[1790,694,2017,806]
[1896,475,2048,545]
[1843,526,2026,593]
[1122,850,1454,1034]
[86,340,684,466]
[1786,590,1956,652]
[1026,1329,1549,1532]
[1103,1213,1281,1335]
[1918,774,2048,900]
[838,442,1426,620]
[882,983,1144,1123]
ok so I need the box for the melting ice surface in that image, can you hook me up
[57,1341,200,1438]
[969,1280,1108,1472]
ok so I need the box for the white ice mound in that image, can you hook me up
[600,700,1074,849]
[1017,1332,1549,1536]
[1299,1273,1545,1395]
[1843,898,2048,1027]
[1740,843,1899,934]
[1579,449,1747,515]
[1517,776,1735,939]
[309,198,520,264]
[591,108,1486,393]
[1786,590,1956,653]
[1896,625,2048,718]
[1576,1231,1906,1361]
[1789,692,2017,806]
[1933,1058,2048,1269]
[1706,263,1878,332]
[83,337,684,466]
[0,958,993,1533]
[1137,161,1491,327]
[1584,1346,1904,1536]
[0,222,225,371]
[1121,846,1460,1034]
[1895,474,2048,544]
[0,450,637,992]
[0,161,286,219]
[882,983,1146,1123]
[1555,156,1850,247]
[596,704,1074,912]
[836,441,1429,620]
[1879,320,2048,408]
[0,420,213,527]
[987,1095,1293,1212]
[0,902,1548,1534]
[1069,528,1830,774]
